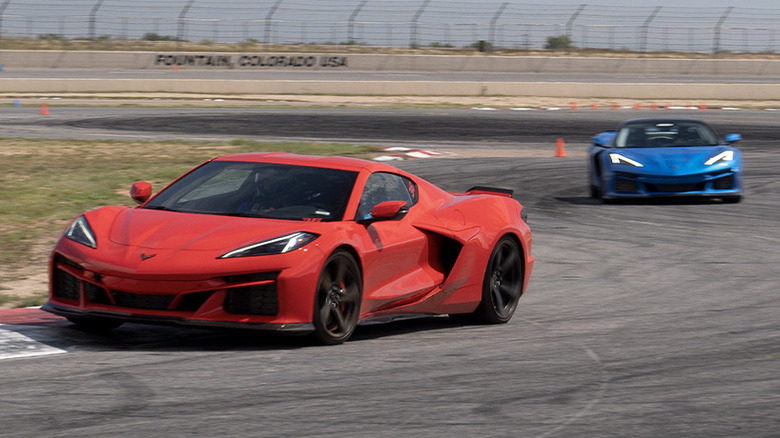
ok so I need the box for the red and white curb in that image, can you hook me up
[374,147,443,161]
[0,307,67,360]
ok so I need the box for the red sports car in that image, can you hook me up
[44,153,534,344]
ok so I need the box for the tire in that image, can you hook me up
[312,251,362,345]
[472,236,524,324]
[67,316,123,332]
[590,184,601,199]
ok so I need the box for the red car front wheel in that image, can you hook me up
[312,251,362,345]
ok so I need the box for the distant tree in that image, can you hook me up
[141,32,180,42]
[545,35,574,50]
[37,34,68,41]
[468,40,493,52]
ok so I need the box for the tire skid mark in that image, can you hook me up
[519,317,610,438]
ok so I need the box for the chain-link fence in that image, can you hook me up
[1,1,780,54]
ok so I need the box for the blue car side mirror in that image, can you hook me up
[725,133,742,144]
[592,135,608,147]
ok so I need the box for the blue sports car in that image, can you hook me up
[589,118,742,202]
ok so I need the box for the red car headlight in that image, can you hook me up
[218,232,319,259]
[64,215,97,249]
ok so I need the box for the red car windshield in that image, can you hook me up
[144,161,359,221]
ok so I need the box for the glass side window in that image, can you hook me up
[355,172,418,220]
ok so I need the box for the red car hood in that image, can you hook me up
[107,208,306,251]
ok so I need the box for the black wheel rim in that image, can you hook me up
[488,240,523,320]
[317,254,360,340]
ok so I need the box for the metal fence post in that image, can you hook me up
[348,0,367,44]
[178,0,195,49]
[410,0,430,48]
[89,0,104,48]
[639,6,661,54]
[488,2,508,50]
[566,4,586,41]
[264,0,284,45]
[0,0,11,49]
[565,4,586,53]
[713,6,733,55]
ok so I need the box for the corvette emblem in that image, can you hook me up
[140,253,156,261]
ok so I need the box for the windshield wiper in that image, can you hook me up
[225,211,269,218]
[144,205,179,212]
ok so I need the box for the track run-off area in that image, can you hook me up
[0,99,778,437]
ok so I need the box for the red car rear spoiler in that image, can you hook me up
[465,186,514,197]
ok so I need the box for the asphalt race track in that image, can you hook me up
[1,107,779,437]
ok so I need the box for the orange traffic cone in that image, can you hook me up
[40,104,49,115]
[555,138,567,157]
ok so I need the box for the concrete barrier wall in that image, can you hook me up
[1,50,779,99]
[3,50,780,75]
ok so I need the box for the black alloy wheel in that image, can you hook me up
[475,236,524,324]
[312,251,362,344]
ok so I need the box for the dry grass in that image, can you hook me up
[0,138,379,309]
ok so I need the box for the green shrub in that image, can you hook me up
[545,35,574,50]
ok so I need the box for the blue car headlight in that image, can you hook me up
[705,151,734,166]
[219,232,319,259]
[64,215,97,249]
[609,153,644,167]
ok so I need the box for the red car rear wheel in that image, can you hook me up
[475,236,524,324]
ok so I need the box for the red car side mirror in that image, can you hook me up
[370,200,408,219]
[130,181,152,204]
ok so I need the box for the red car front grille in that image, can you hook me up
[52,254,279,316]
[85,281,112,305]
[52,268,81,302]
[223,284,279,316]
[111,290,175,310]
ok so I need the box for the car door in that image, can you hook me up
[354,172,438,313]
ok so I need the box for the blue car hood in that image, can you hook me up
[612,145,736,175]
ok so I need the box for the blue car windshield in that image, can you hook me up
[144,161,358,221]
[614,121,720,148]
